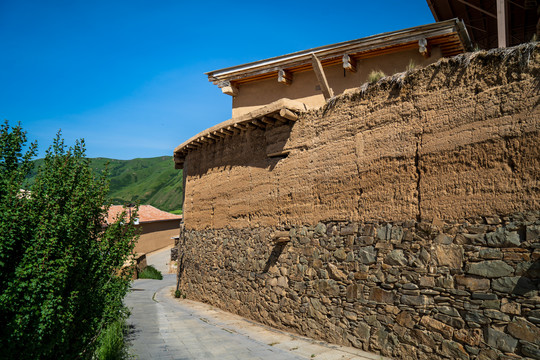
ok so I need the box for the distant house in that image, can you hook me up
[107,205,181,255]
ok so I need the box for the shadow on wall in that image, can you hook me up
[512,259,540,296]
[263,243,287,273]
[187,123,293,177]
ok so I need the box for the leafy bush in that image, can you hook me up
[0,122,138,359]
[138,265,163,280]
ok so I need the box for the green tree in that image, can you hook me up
[0,122,138,359]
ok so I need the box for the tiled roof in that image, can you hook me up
[106,205,182,224]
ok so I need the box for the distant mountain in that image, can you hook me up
[26,156,183,212]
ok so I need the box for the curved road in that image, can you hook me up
[125,249,386,360]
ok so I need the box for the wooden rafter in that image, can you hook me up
[311,53,334,100]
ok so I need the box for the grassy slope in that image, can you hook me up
[27,156,183,212]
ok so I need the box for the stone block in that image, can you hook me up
[461,233,486,245]
[340,224,357,236]
[396,310,415,328]
[492,276,537,296]
[527,225,540,242]
[434,244,463,268]
[453,328,483,346]
[357,245,377,264]
[479,248,503,259]
[315,279,340,297]
[441,340,470,360]
[346,284,359,302]
[327,263,347,282]
[507,318,540,344]
[354,321,370,341]
[384,249,408,266]
[369,288,395,304]
[314,223,327,236]
[483,309,510,322]
[472,293,497,300]
[464,309,490,325]
[333,249,347,261]
[466,260,514,278]
[455,275,490,291]
[501,298,521,315]
[420,316,454,338]
[419,276,435,288]
[522,344,540,360]
[485,327,518,352]
[435,313,465,329]
[485,228,521,247]
[402,294,434,307]
[435,233,453,244]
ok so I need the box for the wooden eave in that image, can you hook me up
[427,0,540,49]
[173,98,305,169]
[206,19,472,86]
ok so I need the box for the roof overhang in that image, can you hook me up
[426,0,539,49]
[206,19,472,86]
[173,98,306,169]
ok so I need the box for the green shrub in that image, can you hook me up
[0,122,139,359]
[138,265,163,280]
[368,70,386,84]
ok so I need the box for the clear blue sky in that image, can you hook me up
[0,1,435,160]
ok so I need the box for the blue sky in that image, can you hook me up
[0,1,435,159]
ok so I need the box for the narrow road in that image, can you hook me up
[125,248,387,360]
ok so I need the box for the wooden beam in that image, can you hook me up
[218,80,239,96]
[418,38,431,58]
[221,85,238,96]
[260,116,275,125]
[342,54,357,72]
[212,131,226,139]
[279,108,298,121]
[455,0,497,18]
[251,119,266,129]
[220,128,234,136]
[278,69,293,85]
[226,126,240,134]
[311,53,334,100]
[233,123,247,131]
[270,113,289,123]
[268,150,290,158]
[497,0,508,48]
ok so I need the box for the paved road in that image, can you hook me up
[125,248,387,360]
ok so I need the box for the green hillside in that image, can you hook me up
[27,156,183,212]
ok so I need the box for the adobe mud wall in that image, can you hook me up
[134,220,179,255]
[183,45,539,231]
[178,44,540,359]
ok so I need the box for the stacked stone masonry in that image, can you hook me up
[179,213,540,359]
[177,44,540,359]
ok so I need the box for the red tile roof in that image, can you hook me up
[106,205,182,224]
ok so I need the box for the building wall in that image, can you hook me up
[178,44,540,359]
[134,219,180,255]
[231,47,443,117]
[180,214,540,359]
[183,44,539,231]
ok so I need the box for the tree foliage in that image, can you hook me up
[0,122,138,359]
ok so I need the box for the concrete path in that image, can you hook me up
[126,248,387,360]
[145,245,174,275]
